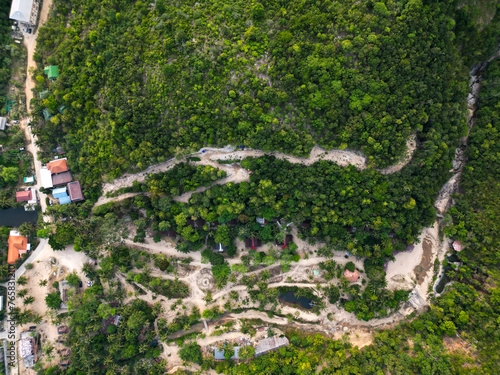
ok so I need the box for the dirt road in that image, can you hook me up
[21,0,53,222]
[98,135,416,207]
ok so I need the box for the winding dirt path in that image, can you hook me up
[97,135,416,207]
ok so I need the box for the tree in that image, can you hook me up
[179,342,202,364]
[17,276,28,285]
[345,262,356,272]
[239,345,255,360]
[224,344,235,360]
[66,272,80,287]
[19,222,35,237]
[23,296,35,305]
[45,292,62,310]
[1,167,20,185]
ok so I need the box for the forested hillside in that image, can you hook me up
[219,54,500,375]
[30,0,478,192]
[27,0,500,374]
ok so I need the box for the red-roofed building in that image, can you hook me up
[8,231,29,264]
[244,237,262,249]
[67,181,84,202]
[16,190,32,202]
[277,234,293,249]
[47,159,68,174]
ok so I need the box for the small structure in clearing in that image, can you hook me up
[44,65,59,80]
[214,346,240,360]
[344,269,360,282]
[244,237,262,250]
[452,241,463,252]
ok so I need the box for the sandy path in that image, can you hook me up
[100,135,417,203]
[378,134,417,175]
[21,0,53,223]
[386,222,440,300]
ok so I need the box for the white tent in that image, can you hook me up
[9,0,34,23]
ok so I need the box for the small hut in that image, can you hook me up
[343,269,360,283]
[452,241,463,252]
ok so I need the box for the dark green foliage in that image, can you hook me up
[0,0,12,96]
[45,292,62,310]
[67,295,165,374]
[32,0,472,191]
[179,342,203,365]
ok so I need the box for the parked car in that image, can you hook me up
[19,147,25,151]
[12,120,19,124]
[78,281,82,288]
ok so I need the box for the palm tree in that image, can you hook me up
[23,296,35,305]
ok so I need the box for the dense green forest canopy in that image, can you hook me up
[30,0,493,194]
[28,0,500,373]
[0,0,12,110]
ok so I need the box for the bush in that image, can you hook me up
[346,262,356,272]
[179,342,202,364]
[45,292,62,310]
[107,324,118,334]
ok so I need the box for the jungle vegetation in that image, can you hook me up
[29,0,490,201]
[29,0,500,373]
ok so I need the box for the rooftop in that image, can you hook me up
[9,0,35,24]
[47,159,68,174]
[16,190,32,202]
[44,65,59,80]
[40,168,53,189]
[52,171,72,186]
[8,232,28,264]
[255,336,289,357]
[67,181,84,202]
[453,240,463,252]
[214,346,240,360]
[344,269,360,282]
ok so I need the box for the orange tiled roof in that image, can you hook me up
[8,235,28,264]
[47,159,69,174]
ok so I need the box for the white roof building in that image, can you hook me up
[40,167,53,189]
[9,0,37,25]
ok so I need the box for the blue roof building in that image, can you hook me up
[59,196,71,205]
[214,346,240,360]
[53,187,68,199]
[53,187,71,204]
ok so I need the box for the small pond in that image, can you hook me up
[278,291,313,309]
[0,207,38,227]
